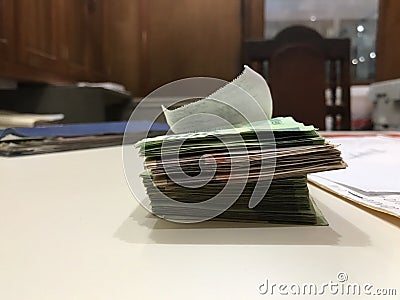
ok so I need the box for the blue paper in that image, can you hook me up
[0,121,169,139]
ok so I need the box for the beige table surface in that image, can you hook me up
[0,146,399,300]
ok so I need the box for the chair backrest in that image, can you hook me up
[244,26,351,130]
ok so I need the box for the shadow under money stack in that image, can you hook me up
[136,117,347,225]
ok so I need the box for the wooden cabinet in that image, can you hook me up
[59,0,106,80]
[15,0,62,72]
[141,0,243,95]
[103,0,141,94]
[102,0,248,96]
[1,0,245,94]
[59,0,89,79]
[0,0,106,83]
[0,0,14,60]
[87,0,106,76]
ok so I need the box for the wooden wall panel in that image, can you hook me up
[376,0,400,81]
[142,0,243,95]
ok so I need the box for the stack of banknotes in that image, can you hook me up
[135,117,346,225]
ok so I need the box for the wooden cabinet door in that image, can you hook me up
[87,0,106,79]
[0,0,14,60]
[142,0,242,95]
[15,0,62,71]
[103,0,141,93]
[59,0,106,81]
[59,0,90,79]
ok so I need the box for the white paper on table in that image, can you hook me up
[309,176,400,218]
[310,136,400,194]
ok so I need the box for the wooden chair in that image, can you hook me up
[244,26,351,130]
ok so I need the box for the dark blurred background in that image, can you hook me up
[0,0,399,129]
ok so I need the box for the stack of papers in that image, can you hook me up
[0,121,169,157]
[0,110,64,129]
[136,117,346,224]
[309,135,400,218]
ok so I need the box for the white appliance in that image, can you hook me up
[369,79,400,130]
